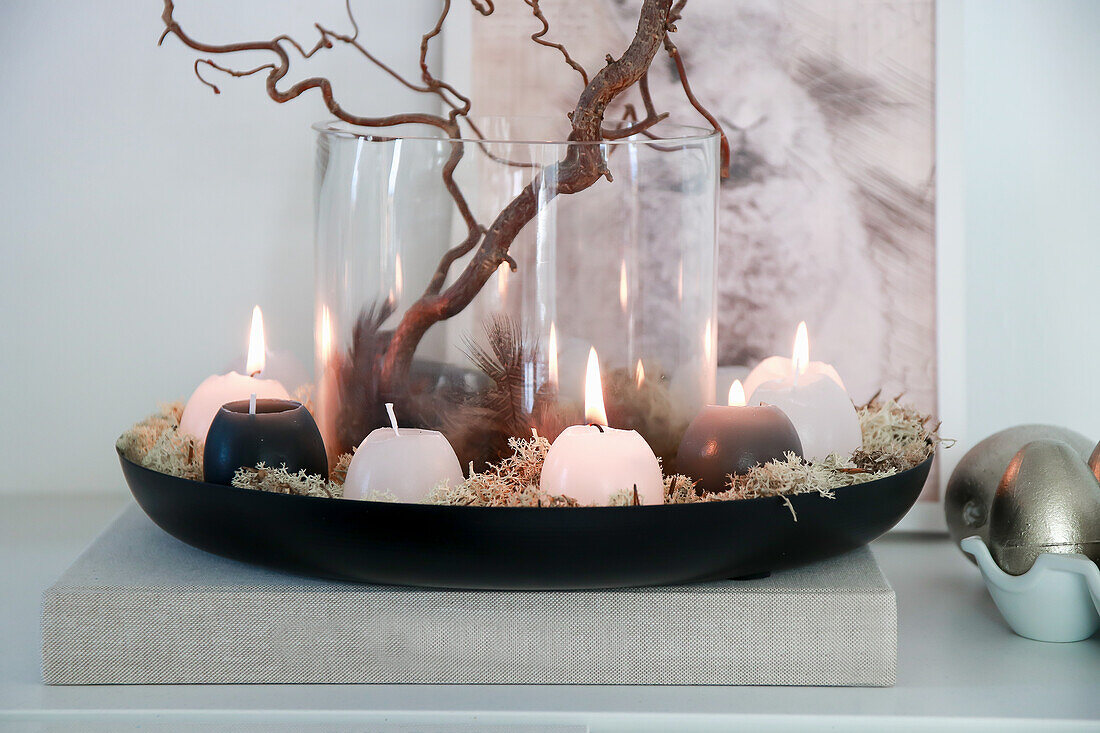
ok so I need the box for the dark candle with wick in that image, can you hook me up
[677,380,803,494]
[203,396,328,486]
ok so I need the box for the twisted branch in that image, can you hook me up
[379,0,678,390]
[523,0,589,86]
[193,59,274,95]
[161,0,483,300]
[160,0,725,407]
[602,72,667,139]
[662,4,730,176]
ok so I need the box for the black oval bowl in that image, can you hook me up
[118,449,931,590]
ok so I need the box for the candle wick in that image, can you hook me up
[531,427,539,439]
[385,402,400,437]
[249,393,257,415]
[588,423,605,433]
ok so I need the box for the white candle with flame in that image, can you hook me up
[179,306,291,441]
[222,304,310,389]
[539,347,664,505]
[343,403,464,503]
[743,322,861,461]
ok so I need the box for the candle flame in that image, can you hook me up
[635,359,645,388]
[728,379,746,407]
[584,347,608,426]
[497,261,509,301]
[792,321,809,378]
[246,305,266,377]
[548,322,559,388]
[319,305,334,362]
[619,260,628,311]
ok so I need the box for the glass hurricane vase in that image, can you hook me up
[313,118,719,474]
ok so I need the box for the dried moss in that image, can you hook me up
[663,474,699,504]
[232,463,341,498]
[331,451,353,485]
[230,459,360,499]
[121,394,941,511]
[428,436,579,507]
[607,486,643,506]
[858,395,940,458]
[429,397,940,508]
[117,400,352,495]
[115,402,202,481]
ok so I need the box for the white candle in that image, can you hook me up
[179,306,290,441]
[742,321,847,398]
[539,348,664,505]
[343,403,464,503]
[744,322,861,461]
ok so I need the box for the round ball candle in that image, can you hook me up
[179,306,290,441]
[343,404,464,503]
[203,397,328,485]
[745,322,861,461]
[539,348,664,505]
[677,380,803,494]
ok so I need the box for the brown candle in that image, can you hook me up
[676,380,803,494]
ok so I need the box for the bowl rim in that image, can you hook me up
[117,445,933,515]
[312,117,720,147]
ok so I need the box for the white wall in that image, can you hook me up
[912,0,1100,532]
[1,0,1098,495]
[960,0,1100,446]
[0,1,440,493]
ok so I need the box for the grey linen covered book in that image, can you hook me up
[42,505,896,686]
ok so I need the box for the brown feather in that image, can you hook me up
[335,301,394,455]
[447,315,538,471]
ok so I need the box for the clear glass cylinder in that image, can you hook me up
[313,119,718,474]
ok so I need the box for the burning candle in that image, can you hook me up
[744,322,861,461]
[539,348,664,505]
[179,306,291,441]
[343,403,464,503]
[222,304,309,390]
[677,380,804,494]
